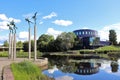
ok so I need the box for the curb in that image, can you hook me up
[3,66,14,80]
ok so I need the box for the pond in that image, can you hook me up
[43,59,120,80]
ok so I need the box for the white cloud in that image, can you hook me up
[18,31,28,41]
[0,14,8,21]
[82,27,89,29]
[18,31,37,42]
[43,12,57,19]
[8,17,21,23]
[46,28,62,39]
[52,20,73,26]
[39,21,43,24]
[99,23,120,42]
[0,21,9,30]
[0,14,21,30]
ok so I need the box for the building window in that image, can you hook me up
[89,32,90,34]
[79,31,81,35]
[86,31,87,34]
[83,31,84,34]
[76,32,78,35]
[91,32,92,35]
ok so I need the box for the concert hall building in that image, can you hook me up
[73,29,110,49]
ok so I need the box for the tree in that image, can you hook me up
[55,32,76,51]
[23,40,34,52]
[72,36,82,50]
[37,34,54,52]
[111,61,119,72]
[23,41,28,52]
[3,40,9,47]
[109,30,117,45]
[16,41,23,47]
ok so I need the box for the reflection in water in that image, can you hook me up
[75,62,100,75]
[111,61,119,72]
[60,62,77,73]
[43,59,120,80]
[50,58,101,75]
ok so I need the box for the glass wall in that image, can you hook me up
[89,37,100,46]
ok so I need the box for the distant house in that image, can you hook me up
[73,29,110,49]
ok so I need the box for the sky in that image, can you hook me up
[0,0,120,45]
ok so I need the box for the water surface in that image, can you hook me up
[43,59,120,80]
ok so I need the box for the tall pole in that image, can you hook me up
[8,33,11,59]
[34,24,37,61]
[28,25,31,59]
[13,33,16,60]
[32,12,37,61]
[11,33,14,59]
[10,20,17,60]
[7,21,16,60]
[25,18,32,60]
[7,24,13,59]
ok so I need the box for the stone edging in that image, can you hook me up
[3,65,14,80]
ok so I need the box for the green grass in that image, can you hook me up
[11,61,48,80]
[95,45,120,51]
[0,51,42,58]
[0,51,8,57]
[17,51,42,58]
[79,49,95,54]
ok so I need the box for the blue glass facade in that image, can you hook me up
[73,29,100,49]
[74,29,98,38]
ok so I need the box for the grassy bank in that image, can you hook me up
[11,61,50,80]
[95,45,120,53]
[0,51,8,57]
[1,45,120,59]
[0,51,42,58]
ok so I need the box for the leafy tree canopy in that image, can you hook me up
[109,29,117,45]
[3,40,9,47]
[37,34,54,52]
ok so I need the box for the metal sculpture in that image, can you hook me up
[25,18,33,59]
[7,20,17,60]
[32,12,37,61]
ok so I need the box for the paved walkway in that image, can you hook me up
[0,58,30,80]
[0,57,48,80]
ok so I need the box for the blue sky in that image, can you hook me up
[0,0,120,44]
